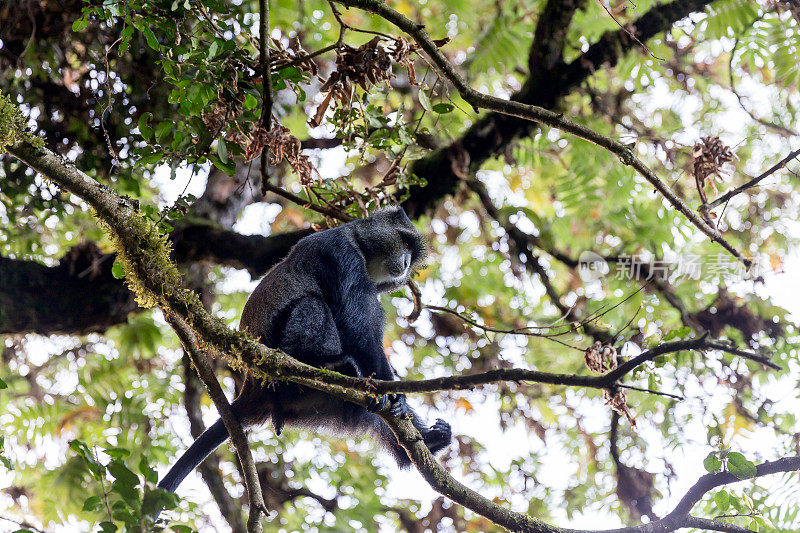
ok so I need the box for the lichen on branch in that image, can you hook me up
[0,91,44,152]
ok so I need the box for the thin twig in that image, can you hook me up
[259,0,274,195]
[705,147,800,210]
[425,304,584,351]
[617,383,684,400]
[728,38,798,138]
[272,2,348,71]
[593,0,662,60]
[405,279,423,322]
[262,182,353,221]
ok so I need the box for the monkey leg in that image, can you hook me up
[368,394,452,461]
[365,411,412,468]
[393,396,451,454]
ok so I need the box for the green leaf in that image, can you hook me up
[209,153,236,175]
[82,495,103,512]
[278,66,303,82]
[72,17,89,32]
[755,515,775,528]
[143,488,180,516]
[108,459,139,488]
[69,440,103,477]
[0,377,7,389]
[731,494,746,513]
[418,90,433,112]
[139,456,158,484]
[217,138,228,163]
[432,102,455,114]
[727,452,757,479]
[208,41,220,60]
[703,452,723,473]
[104,447,130,459]
[139,152,164,165]
[244,93,258,111]
[142,26,159,50]
[138,112,153,141]
[99,521,117,533]
[663,326,692,341]
[714,489,730,512]
[155,121,172,143]
[119,25,134,55]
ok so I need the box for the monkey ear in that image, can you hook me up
[393,206,412,224]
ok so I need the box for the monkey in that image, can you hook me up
[157,206,452,496]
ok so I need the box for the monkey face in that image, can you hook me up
[350,206,427,292]
[365,243,412,289]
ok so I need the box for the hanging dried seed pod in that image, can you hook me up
[692,136,735,203]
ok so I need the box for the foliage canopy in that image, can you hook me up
[1,0,800,532]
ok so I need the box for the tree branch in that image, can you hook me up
[0,227,308,335]
[669,456,800,518]
[681,516,756,533]
[182,352,247,533]
[367,335,776,394]
[167,313,267,533]
[5,136,793,533]
[334,0,746,265]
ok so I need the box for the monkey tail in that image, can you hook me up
[157,417,230,493]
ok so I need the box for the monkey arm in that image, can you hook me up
[276,295,349,370]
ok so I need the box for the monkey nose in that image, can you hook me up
[402,251,411,271]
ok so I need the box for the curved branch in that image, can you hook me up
[334,0,746,265]
[402,0,715,220]
[669,457,800,518]
[704,147,800,210]
[6,137,792,533]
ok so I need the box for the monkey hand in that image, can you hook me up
[366,393,407,415]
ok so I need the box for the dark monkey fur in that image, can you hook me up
[158,207,452,494]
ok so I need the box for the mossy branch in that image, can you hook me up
[5,128,798,532]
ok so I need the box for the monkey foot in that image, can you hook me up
[387,393,410,417]
[423,418,452,454]
[366,394,391,413]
